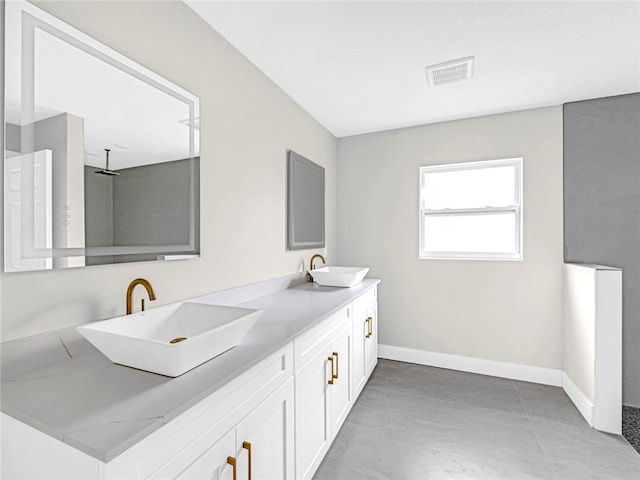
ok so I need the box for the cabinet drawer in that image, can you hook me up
[294,307,349,372]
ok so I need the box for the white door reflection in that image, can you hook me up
[4,150,53,271]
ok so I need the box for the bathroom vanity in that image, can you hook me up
[1,275,379,479]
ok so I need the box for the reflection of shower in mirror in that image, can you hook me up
[94,149,120,176]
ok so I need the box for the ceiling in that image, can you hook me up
[186,0,640,138]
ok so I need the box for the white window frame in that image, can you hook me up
[419,157,523,261]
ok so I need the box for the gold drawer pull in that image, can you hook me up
[327,355,335,384]
[365,317,373,338]
[227,456,237,480]
[333,352,339,380]
[243,441,252,480]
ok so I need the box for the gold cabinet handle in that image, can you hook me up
[328,355,335,384]
[332,352,339,380]
[243,441,252,480]
[227,456,237,480]
[365,317,373,339]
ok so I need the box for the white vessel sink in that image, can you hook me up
[77,302,262,377]
[309,266,370,288]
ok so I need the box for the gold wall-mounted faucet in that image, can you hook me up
[126,278,156,315]
[310,254,326,271]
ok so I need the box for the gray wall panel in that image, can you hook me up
[564,92,640,406]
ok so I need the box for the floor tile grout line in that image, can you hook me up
[512,379,559,480]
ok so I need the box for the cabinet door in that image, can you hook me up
[364,300,378,376]
[329,322,352,434]
[295,339,332,480]
[233,377,295,480]
[174,429,235,480]
[353,288,378,397]
[352,306,367,397]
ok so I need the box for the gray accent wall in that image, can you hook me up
[564,93,640,407]
[84,166,114,266]
[84,158,199,264]
[6,123,20,153]
[113,158,199,263]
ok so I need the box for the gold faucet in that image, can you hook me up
[126,278,156,315]
[310,254,326,271]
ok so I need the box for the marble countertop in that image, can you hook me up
[1,278,380,463]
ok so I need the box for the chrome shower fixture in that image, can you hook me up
[95,148,120,176]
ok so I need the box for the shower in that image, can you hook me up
[95,148,119,176]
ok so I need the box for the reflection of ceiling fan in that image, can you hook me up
[95,148,119,176]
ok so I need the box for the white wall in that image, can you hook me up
[563,263,622,433]
[337,107,564,369]
[0,0,337,341]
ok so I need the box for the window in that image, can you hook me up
[419,158,523,260]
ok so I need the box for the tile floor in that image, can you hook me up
[313,359,640,480]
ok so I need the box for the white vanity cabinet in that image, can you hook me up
[293,307,353,480]
[352,287,378,397]
[1,281,380,480]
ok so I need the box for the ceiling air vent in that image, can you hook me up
[425,56,475,87]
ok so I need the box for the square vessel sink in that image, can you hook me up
[77,302,262,377]
[309,266,370,288]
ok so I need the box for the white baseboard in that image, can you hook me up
[561,372,595,427]
[378,344,563,386]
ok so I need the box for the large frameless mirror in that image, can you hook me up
[3,0,200,272]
